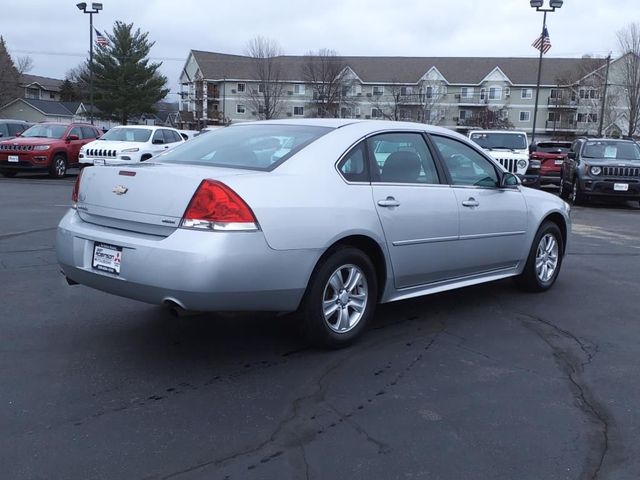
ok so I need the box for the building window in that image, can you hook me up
[460,87,474,98]
[577,113,597,123]
[550,88,562,99]
[237,83,245,93]
[579,88,599,99]
[519,111,531,122]
[548,112,558,121]
[293,84,305,95]
[480,88,486,101]
[373,86,384,96]
[459,109,471,120]
[400,86,413,96]
[258,83,265,93]
[489,87,502,100]
[400,109,411,120]
[293,106,304,116]
[26,87,40,99]
[341,107,352,118]
[371,108,383,118]
[236,104,245,114]
[521,88,533,99]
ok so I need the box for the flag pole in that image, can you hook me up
[530,10,547,146]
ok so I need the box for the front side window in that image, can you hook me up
[68,127,82,139]
[432,135,499,188]
[368,132,440,184]
[152,130,164,144]
[158,124,332,171]
[81,126,98,139]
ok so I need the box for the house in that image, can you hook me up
[20,74,64,102]
[179,50,618,138]
[0,98,113,128]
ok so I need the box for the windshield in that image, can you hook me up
[470,132,527,150]
[582,141,640,161]
[536,142,571,154]
[159,124,332,170]
[21,124,67,139]
[100,127,152,142]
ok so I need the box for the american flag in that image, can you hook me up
[94,28,109,47]
[532,26,552,54]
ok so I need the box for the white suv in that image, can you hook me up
[79,125,184,166]
[469,130,539,187]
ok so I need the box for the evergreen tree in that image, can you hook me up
[84,21,169,124]
[59,79,80,102]
[0,36,21,108]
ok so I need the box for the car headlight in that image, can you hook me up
[517,159,527,169]
[121,147,139,153]
[33,145,51,151]
[590,166,602,176]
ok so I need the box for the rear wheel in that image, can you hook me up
[49,154,67,178]
[515,221,563,292]
[301,248,377,349]
[1,170,17,178]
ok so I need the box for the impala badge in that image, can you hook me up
[113,185,128,195]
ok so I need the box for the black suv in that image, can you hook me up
[559,138,640,205]
[0,119,31,140]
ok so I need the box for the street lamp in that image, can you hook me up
[529,0,563,145]
[76,2,103,125]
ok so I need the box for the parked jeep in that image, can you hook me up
[0,119,32,141]
[469,130,540,187]
[559,138,640,206]
[0,122,102,178]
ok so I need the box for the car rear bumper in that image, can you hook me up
[56,209,320,312]
[540,173,561,185]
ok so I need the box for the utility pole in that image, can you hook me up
[597,54,612,137]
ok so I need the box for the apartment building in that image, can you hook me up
[179,50,624,138]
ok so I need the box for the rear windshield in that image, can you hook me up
[100,128,152,142]
[158,124,332,171]
[21,124,67,139]
[470,132,527,150]
[582,141,640,161]
[536,142,572,153]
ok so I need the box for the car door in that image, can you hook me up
[66,127,85,163]
[430,134,528,276]
[367,132,461,289]
[151,129,166,154]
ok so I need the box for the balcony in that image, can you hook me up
[547,96,578,108]
[545,120,577,132]
[455,94,488,106]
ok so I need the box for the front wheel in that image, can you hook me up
[515,221,563,292]
[571,179,587,205]
[559,175,570,200]
[301,248,378,349]
[49,154,67,178]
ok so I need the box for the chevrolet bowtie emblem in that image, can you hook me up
[113,185,128,195]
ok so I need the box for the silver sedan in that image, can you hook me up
[57,119,570,347]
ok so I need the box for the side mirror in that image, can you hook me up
[567,151,576,160]
[500,172,521,188]
[67,134,80,142]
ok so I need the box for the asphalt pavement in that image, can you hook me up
[1,174,639,480]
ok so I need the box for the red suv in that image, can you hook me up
[0,122,102,178]
[529,141,572,186]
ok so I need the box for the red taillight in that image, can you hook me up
[71,169,84,205]
[181,180,258,231]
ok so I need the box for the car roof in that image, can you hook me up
[110,125,177,131]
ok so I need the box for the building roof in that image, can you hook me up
[190,50,606,86]
[20,74,64,92]
[21,98,74,116]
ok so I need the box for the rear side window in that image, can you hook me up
[367,132,440,184]
[159,124,332,171]
[0,123,8,138]
[338,142,368,182]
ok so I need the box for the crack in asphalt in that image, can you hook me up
[498,303,610,480]
[0,227,57,241]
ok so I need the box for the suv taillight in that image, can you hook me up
[180,180,258,231]
[71,169,84,206]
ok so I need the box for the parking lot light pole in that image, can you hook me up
[76,2,103,125]
[529,0,563,145]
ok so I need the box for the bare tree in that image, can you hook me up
[302,49,352,117]
[0,36,21,107]
[462,106,513,130]
[16,56,33,74]
[418,80,449,125]
[617,23,640,137]
[245,36,284,120]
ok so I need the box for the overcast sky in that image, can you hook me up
[2,0,638,99]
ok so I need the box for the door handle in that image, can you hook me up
[377,197,400,208]
[462,197,479,207]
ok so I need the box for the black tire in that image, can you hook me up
[558,175,570,200]
[571,179,587,205]
[1,170,17,178]
[49,154,67,178]
[300,247,378,349]
[515,221,564,292]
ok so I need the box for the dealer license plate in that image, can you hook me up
[92,242,122,275]
[8,155,19,162]
[93,158,106,166]
[554,159,564,165]
[614,183,629,192]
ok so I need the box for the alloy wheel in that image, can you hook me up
[322,264,368,334]
[535,233,559,283]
